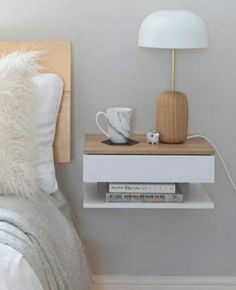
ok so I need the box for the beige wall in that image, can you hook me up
[2,0,236,275]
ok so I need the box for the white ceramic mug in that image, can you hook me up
[96,107,133,144]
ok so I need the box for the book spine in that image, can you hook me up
[108,183,176,193]
[106,193,183,203]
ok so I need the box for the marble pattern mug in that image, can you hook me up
[96,107,133,144]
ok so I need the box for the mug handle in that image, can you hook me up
[96,111,110,138]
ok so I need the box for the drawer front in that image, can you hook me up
[83,155,215,183]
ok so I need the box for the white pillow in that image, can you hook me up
[33,73,63,194]
[0,50,42,197]
[0,50,63,197]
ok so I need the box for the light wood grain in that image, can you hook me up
[156,90,188,144]
[83,134,215,155]
[0,41,71,163]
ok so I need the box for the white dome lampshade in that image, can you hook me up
[138,10,208,49]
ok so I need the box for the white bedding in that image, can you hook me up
[0,191,91,290]
[0,243,43,290]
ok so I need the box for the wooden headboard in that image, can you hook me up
[0,41,71,163]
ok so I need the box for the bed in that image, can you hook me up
[0,42,91,290]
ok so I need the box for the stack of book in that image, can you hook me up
[105,183,183,203]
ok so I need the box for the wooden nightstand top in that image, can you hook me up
[83,134,215,155]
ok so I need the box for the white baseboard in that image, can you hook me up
[93,275,236,290]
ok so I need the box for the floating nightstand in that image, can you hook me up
[83,134,215,209]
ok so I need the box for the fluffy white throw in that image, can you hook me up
[0,50,42,197]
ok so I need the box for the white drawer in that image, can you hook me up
[83,154,215,183]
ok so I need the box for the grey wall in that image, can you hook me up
[1,0,236,276]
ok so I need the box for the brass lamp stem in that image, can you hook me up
[171,49,176,92]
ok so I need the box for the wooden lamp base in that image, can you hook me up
[156,90,188,144]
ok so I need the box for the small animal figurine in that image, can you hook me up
[147,130,160,145]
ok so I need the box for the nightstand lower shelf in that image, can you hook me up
[83,183,214,209]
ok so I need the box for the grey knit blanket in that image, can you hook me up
[0,191,91,290]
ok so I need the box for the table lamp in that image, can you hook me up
[138,10,208,143]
